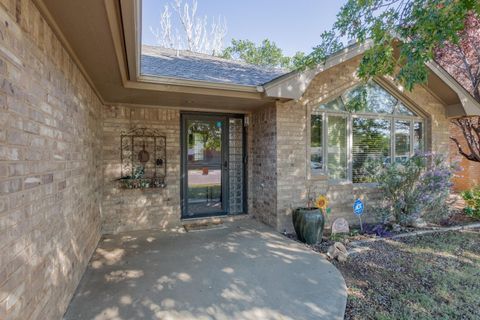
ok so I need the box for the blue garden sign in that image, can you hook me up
[353,198,365,231]
[353,199,364,216]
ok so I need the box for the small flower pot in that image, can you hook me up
[292,207,325,244]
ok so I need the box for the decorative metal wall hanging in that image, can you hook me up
[120,128,167,189]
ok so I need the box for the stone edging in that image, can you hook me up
[347,222,480,255]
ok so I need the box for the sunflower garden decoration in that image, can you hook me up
[292,193,328,245]
[316,195,332,221]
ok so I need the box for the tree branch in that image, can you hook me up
[450,136,478,162]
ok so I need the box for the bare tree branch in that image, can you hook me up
[150,0,227,55]
[450,118,480,163]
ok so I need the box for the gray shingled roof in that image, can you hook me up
[141,45,286,86]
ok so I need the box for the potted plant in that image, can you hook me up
[292,193,328,244]
[119,166,146,189]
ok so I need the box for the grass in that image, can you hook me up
[334,229,480,320]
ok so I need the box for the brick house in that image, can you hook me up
[450,121,480,191]
[1,1,480,319]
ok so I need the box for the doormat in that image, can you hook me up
[183,220,225,232]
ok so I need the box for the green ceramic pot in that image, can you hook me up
[292,208,325,244]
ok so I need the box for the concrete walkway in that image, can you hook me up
[64,219,346,320]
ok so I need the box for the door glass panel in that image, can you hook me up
[229,118,244,214]
[187,119,222,166]
[187,169,222,214]
[186,118,223,216]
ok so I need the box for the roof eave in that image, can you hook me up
[138,74,264,93]
[426,61,480,117]
[262,41,373,100]
[263,41,480,117]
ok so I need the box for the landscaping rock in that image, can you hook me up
[327,242,348,262]
[411,218,427,228]
[337,251,348,262]
[392,224,402,232]
[332,218,350,234]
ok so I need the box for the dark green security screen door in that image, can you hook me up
[181,114,245,218]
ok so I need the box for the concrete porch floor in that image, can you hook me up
[64,219,347,320]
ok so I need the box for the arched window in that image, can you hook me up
[310,81,424,183]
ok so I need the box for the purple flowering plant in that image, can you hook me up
[371,152,454,225]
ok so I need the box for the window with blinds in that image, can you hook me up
[327,115,348,180]
[352,118,391,183]
[310,114,323,175]
[309,81,424,182]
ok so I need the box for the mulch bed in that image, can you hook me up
[335,230,480,319]
[439,208,479,226]
[285,210,480,319]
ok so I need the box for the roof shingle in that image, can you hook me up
[141,45,286,86]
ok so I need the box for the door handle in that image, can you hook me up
[224,160,228,169]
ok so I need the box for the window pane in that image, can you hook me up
[396,102,417,116]
[327,115,347,180]
[310,114,323,175]
[342,82,397,114]
[395,120,411,162]
[342,86,368,112]
[317,98,345,112]
[413,122,424,152]
[366,83,398,114]
[352,118,391,183]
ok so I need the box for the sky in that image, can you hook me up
[141,0,347,56]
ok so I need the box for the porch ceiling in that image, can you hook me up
[33,0,276,112]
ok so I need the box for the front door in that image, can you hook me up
[181,113,245,218]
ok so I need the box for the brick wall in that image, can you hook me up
[450,118,480,191]
[101,105,181,234]
[249,105,277,227]
[0,1,103,319]
[274,57,451,232]
[276,100,315,231]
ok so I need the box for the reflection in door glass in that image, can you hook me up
[187,120,222,165]
[186,119,223,216]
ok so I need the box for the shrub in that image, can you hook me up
[461,186,480,218]
[370,153,454,225]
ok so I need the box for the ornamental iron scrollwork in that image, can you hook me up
[120,127,167,189]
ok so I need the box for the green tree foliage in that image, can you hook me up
[187,121,221,151]
[301,0,480,91]
[221,39,305,70]
[461,186,480,218]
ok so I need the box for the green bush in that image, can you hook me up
[461,186,480,218]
